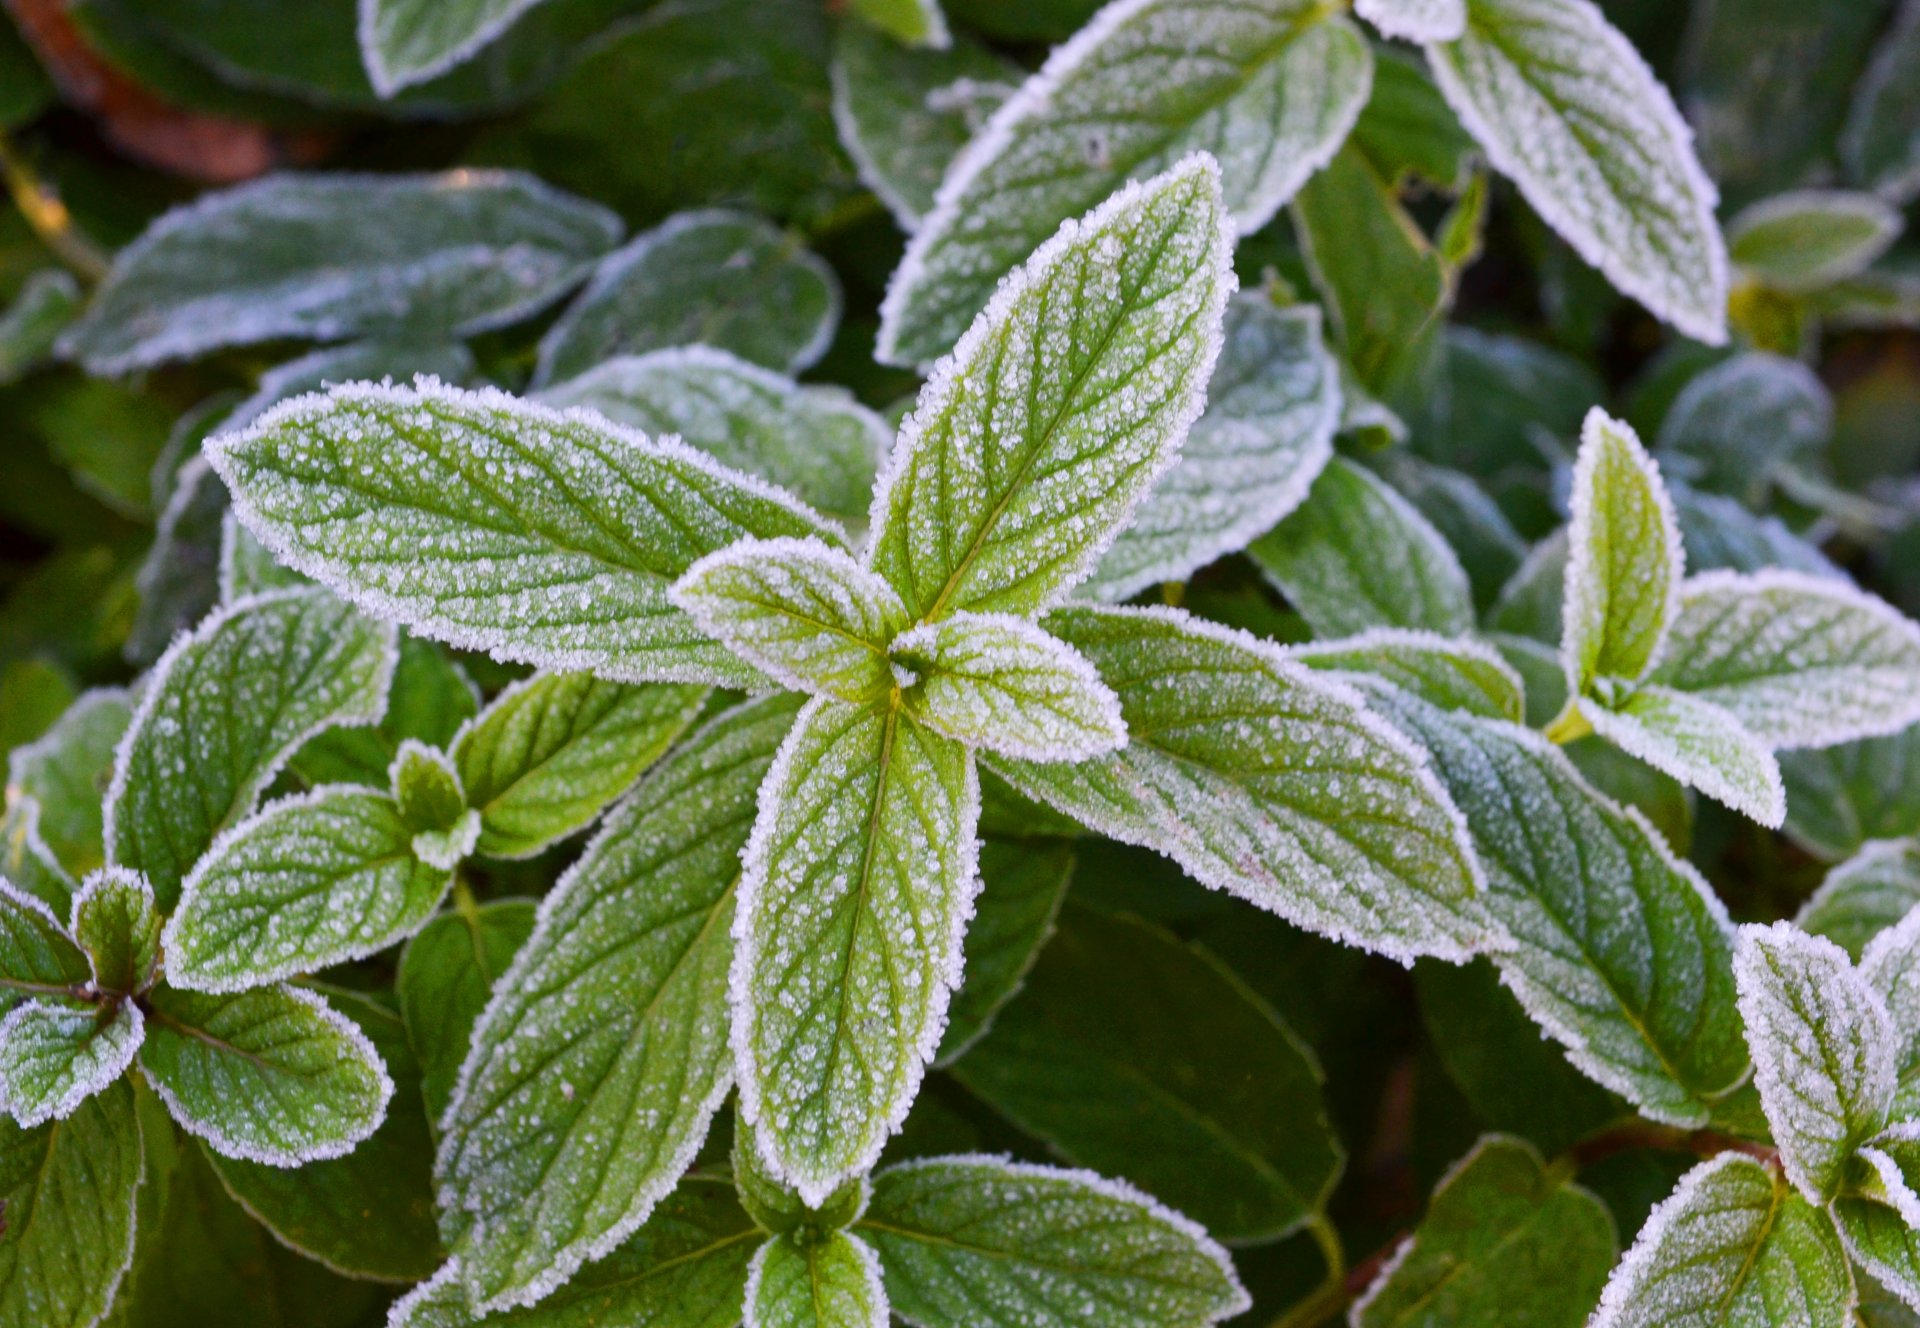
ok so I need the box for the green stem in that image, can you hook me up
[0,133,110,283]
[1265,1215,1347,1328]
[1542,703,1593,745]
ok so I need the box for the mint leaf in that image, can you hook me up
[672,538,908,705]
[452,672,707,859]
[392,741,481,870]
[0,881,89,1006]
[395,897,535,1125]
[877,2,1366,366]
[848,0,948,47]
[891,613,1125,762]
[870,155,1233,615]
[71,867,160,996]
[209,381,843,689]
[0,1000,142,1127]
[1249,458,1475,639]
[1650,571,1920,748]
[733,699,977,1205]
[165,786,452,993]
[859,1155,1249,1328]
[1834,1196,1920,1317]
[139,982,393,1166]
[1579,686,1784,827]
[291,632,478,790]
[1842,3,1920,204]
[437,696,798,1313]
[358,0,555,96]
[1655,353,1830,506]
[1,803,78,917]
[1356,0,1465,41]
[1860,908,1920,1120]
[1779,726,1920,861]
[6,687,129,878]
[1727,190,1904,293]
[986,607,1491,965]
[534,211,841,384]
[61,173,621,375]
[105,588,397,910]
[1427,0,1728,343]
[1293,629,1526,722]
[0,270,78,386]
[732,1120,869,1238]
[1798,841,1920,958]
[935,840,1072,1065]
[746,1230,888,1328]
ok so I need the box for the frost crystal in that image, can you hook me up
[1355,0,1465,42]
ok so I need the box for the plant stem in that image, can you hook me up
[0,133,109,282]
[1542,703,1593,745]
[1265,1214,1348,1328]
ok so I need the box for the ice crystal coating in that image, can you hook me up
[358,0,555,96]
[732,699,979,1206]
[1726,190,1905,293]
[1355,0,1466,41]
[1798,841,1920,958]
[1426,0,1728,343]
[1860,906,1920,1119]
[60,172,622,375]
[395,897,534,1124]
[1291,629,1526,723]
[1778,726,1920,862]
[5,686,130,879]
[0,801,72,918]
[208,380,843,690]
[1578,687,1785,827]
[389,741,479,870]
[870,155,1234,618]
[1655,353,1831,505]
[935,840,1073,1066]
[0,269,78,385]
[732,1119,870,1238]
[745,1230,888,1328]
[534,211,841,385]
[1833,1193,1920,1318]
[1087,299,1342,602]
[0,1000,142,1127]
[877,0,1367,366]
[0,879,90,1001]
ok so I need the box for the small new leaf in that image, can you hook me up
[1579,686,1784,827]
[71,867,160,995]
[0,881,89,1000]
[0,1000,142,1127]
[1727,190,1904,293]
[746,1230,888,1328]
[390,742,480,870]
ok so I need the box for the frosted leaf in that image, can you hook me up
[858,1155,1249,1328]
[0,1000,141,1127]
[1249,457,1475,639]
[1355,0,1465,41]
[1727,191,1905,294]
[138,982,392,1166]
[164,787,452,994]
[1796,841,1920,959]
[1589,1153,1852,1328]
[877,0,1365,366]
[732,1119,870,1238]
[7,686,131,879]
[870,156,1234,618]
[539,347,884,528]
[60,172,622,375]
[1834,1195,1920,1318]
[104,588,397,910]
[986,606,1494,965]
[437,697,798,1313]
[221,511,306,603]
[934,840,1073,1065]
[395,897,534,1125]
[0,269,78,385]
[1672,484,1844,581]
[1734,921,1896,1203]
[732,699,979,1206]
[1778,726,1920,862]
[1579,686,1784,827]
[1086,299,1341,602]
[0,803,76,922]
[745,1230,888,1328]
[208,379,844,690]
[1650,571,1920,749]
[1851,1123,1920,1229]
[70,866,161,996]
[390,740,480,870]
[1367,687,1747,1124]
[451,672,706,860]
[1427,0,1728,343]
[292,632,480,792]
[672,538,909,706]
[0,880,88,1001]
[358,0,555,96]
[1841,0,1920,205]
[1292,628,1526,722]
[1487,530,1568,645]
[1860,906,1920,1120]
[534,211,840,385]
[1655,354,1831,506]
[128,456,228,668]
[892,613,1126,762]
[847,0,949,48]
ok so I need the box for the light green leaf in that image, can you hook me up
[732,1120,869,1238]
[870,155,1233,617]
[452,672,707,860]
[61,172,621,375]
[1249,457,1475,639]
[671,538,908,706]
[1352,1135,1615,1328]
[1589,1154,1852,1328]
[746,1230,887,1328]
[7,687,131,878]
[535,211,840,384]
[1650,571,1920,749]
[848,0,948,48]
[1779,726,1920,861]
[392,741,481,870]
[0,882,89,1007]
[1351,49,1476,190]
[935,840,1072,1065]
[1834,1197,1920,1319]
[138,982,393,1166]
[1579,686,1783,827]
[1085,298,1341,602]
[1798,841,1920,959]
[1655,354,1831,507]
[70,868,160,996]
[209,380,844,690]
[539,347,883,528]
[733,698,977,1205]
[877,0,1368,366]
[0,270,80,386]
[396,897,535,1125]
[1292,628,1525,722]
[986,606,1491,964]
[438,697,798,1313]
[105,588,397,910]
[0,1000,142,1127]
[165,786,451,993]
[1860,908,1920,1121]
[1355,0,1464,41]
[358,0,555,97]
[1427,0,1728,343]
[1727,190,1904,293]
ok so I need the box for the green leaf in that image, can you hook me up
[732,1120,868,1238]
[1842,2,1920,204]
[105,588,397,910]
[138,982,393,1166]
[846,0,948,48]
[438,696,797,1313]
[165,786,452,993]
[1249,458,1475,639]
[1649,571,1920,749]
[0,881,89,1006]
[538,347,883,529]
[734,698,976,1205]
[358,0,555,96]
[452,672,707,860]
[949,905,1340,1242]
[1859,910,1920,1122]
[1293,629,1525,722]
[746,1230,887,1328]
[987,606,1491,964]
[0,271,80,386]
[1355,0,1464,40]
[395,897,535,1126]
[61,172,621,375]
[1579,686,1783,827]
[209,380,844,690]
[1589,1154,1852,1328]
[1350,50,1476,191]
[1727,190,1904,293]
[128,457,228,670]
[877,0,1368,366]
[1427,0,1728,343]
[0,999,142,1127]
[1834,1196,1920,1318]
[1654,354,1830,507]
[392,741,481,869]
[891,613,1125,762]
[71,867,160,995]
[0,1078,142,1328]
[1352,1135,1615,1328]
[671,538,908,706]
[1779,726,1920,861]
[1672,484,1841,580]
[1085,298,1341,602]
[7,687,131,878]
[290,631,478,790]
[870,155,1233,617]
[534,212,840,385]
[1798,841,1920,959]
[935,840,1072,1065]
